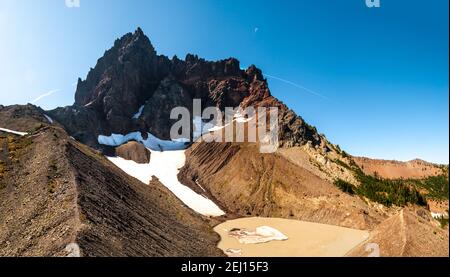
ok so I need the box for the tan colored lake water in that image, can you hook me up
[214,217,370,257]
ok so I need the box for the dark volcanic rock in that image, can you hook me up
[115,141,150,164]
[49,27,322,150]
[74,27,161,109]
[139,75,194,139]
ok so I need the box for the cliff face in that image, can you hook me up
[49,28,322,151]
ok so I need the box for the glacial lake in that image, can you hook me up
[214,217,370,257]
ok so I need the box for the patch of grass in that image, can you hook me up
[333,159,351,170]
[6,136,33,160]
[436,215,449,228]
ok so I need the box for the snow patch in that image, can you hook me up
[84,101,95,107]
[207,125,225,132]
[431,212,448,219]
[44,114,54,124]
[234,111,253,123]
[225,248,242,256]
[229,226,288,244]
[132,105,145,119]
[107,149,225,217]
[98,132,187,151]
[195,179,207,192]
[0,127,28,136]
[65,243,81,257]
[193,111,255,136]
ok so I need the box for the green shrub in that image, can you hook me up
[334,179,356,195]
[436,215,449,228]
[410,175,449,200]
[339,159,430,207]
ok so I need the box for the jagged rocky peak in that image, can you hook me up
[245,65,264,82]
[74,27,162,108]
[50,27,323,150]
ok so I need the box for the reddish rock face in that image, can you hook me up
[115,141,150,164]
[49,27,322,151]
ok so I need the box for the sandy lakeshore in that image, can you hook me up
[214,217,370,257]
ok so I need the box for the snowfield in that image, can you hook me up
[97,128,230,217]
[107,148,225,217]
[98,132,187,151]
[234,111,253,123]
[0,127,28,136]
[100,112,251,150]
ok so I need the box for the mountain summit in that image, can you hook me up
[49,28,322,151]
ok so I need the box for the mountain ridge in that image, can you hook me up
[48,27,322,152]
[0,109,223,256]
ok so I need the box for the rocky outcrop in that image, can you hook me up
[74,27,162,109]
[49,28,323,151]
[115,141,150,164]
[139,75,194,139]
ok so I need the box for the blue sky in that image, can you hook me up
[0,0,448,163]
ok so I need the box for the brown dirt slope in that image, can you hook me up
[179,141,387,230]
[353,157,445,179]
[0,106,222,257]
[347,207,449,257]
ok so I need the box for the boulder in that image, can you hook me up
[115,141,150,164]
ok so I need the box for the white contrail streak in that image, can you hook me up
[31,89,61,104]
[264,73,329,100]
